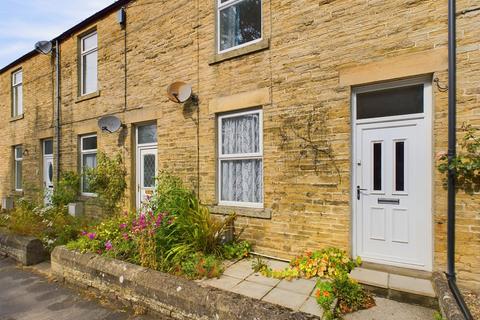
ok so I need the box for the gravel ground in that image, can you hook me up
[464,291,480,320]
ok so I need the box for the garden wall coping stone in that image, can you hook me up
[0,229,48,266]
[51,246,319,320]
[432,272,464,320]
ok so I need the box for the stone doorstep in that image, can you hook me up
[350,267,439,309]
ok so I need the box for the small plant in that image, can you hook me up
[86,152,127,214]
[438,124,480,193]
[51,171,80,207]
[222,240,251,260]
[315,281,335,320]
[433,311,446,320]
[251,257,269,273]
[179,253,224,279]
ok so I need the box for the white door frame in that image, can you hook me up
[135,125,158,210]
[351,76,433,271]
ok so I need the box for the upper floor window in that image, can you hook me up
[12,69,23,117]
[80,31,98,95]
[218,0,262,53]
[80,134,97,195]
[218,109,263,207]
[14,145,23,191]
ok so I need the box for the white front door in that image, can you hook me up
[135,123,158,209]
[136,147,157,209]
[43,140,54,205]
[353,78,432,271]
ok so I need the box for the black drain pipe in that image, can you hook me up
[446,1,473,319]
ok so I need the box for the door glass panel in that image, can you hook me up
[138,124,157,144]
[143,154,156,187]
[48,162,53,184]
[15,161,22,189]
[373,142,382,191]
[395,141,405,191]
[44,140,53,155]
[357,85,424,119]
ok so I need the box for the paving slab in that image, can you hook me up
[203,275,243,291]
[276,278,317,295]
[246,272,281,287]
[300,296,323,317]
[389,274,436,297]
[262,287,309,310]
[344,297,436,320]
[350,267,389,288]
[223,259,254,279]
[267,259,290,270]
[231,280,273,300]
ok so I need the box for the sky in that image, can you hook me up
[0,0,116,69]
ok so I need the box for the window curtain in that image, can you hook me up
[221,114,262,203]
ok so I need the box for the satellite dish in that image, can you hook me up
[98,116,122,133]
[167,81,192,103]
[35,41,53,55]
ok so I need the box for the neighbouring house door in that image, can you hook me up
[136,124,158,210]
[43,139,54,205]
[353,78,432,271]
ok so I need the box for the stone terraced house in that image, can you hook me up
[0,0,478,292]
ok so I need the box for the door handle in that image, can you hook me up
[357,186,367,200]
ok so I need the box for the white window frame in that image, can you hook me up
[217,0,263,54]
[14,145,23,192]
[12,69,23,117]
[80,31,98,96]
[217,109,263,208]
[80,134,97,196]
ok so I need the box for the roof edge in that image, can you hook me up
[0,0,132,74]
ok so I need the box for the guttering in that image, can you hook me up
[446,1,473,319]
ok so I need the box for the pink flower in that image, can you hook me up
[81,231,87,236]
[87,233,96,240]
[122,233,129,240]
[97,249,103,255]
[105,240,113,251]
[119,223,127,229]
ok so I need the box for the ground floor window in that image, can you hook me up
[14,145,23,191]
[80,134,97,195]
[218,109,263,207]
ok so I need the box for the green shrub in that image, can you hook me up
[86,152,127,214]
[222,240,252,260]
[179,253,224,279]
[51,171,80,207]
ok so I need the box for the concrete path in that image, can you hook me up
[0,255,168,320]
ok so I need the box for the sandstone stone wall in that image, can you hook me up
[0,0,478,290]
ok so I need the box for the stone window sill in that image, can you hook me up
[75,90,101,103]
[209,38,270,65]
[10,114,24,122]
[209,205,272,219]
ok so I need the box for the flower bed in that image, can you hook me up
[67,172,251,279]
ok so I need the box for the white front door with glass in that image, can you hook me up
[353,78,432,271]
[43,139,54,205]
[136,124,157,209]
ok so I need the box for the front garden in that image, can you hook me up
[0,152,374,319]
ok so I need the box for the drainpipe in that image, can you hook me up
[54,40,61,182]
[446,1,473,319]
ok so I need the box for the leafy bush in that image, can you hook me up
[86,152,127,214]
[178,253,224,279]
[438,124,480,193]
[3,198,90,252]
[51,171,80,207]
[222,240,252,260]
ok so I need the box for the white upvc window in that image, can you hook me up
[217,0,262,53]
[14,145,23,191]
[80,31,98,95]
[80,134,97,196]
[218,109,263,208]
[12,69,23,117]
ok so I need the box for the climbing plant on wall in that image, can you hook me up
[438,123,480,193]
[279,104,341,183]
